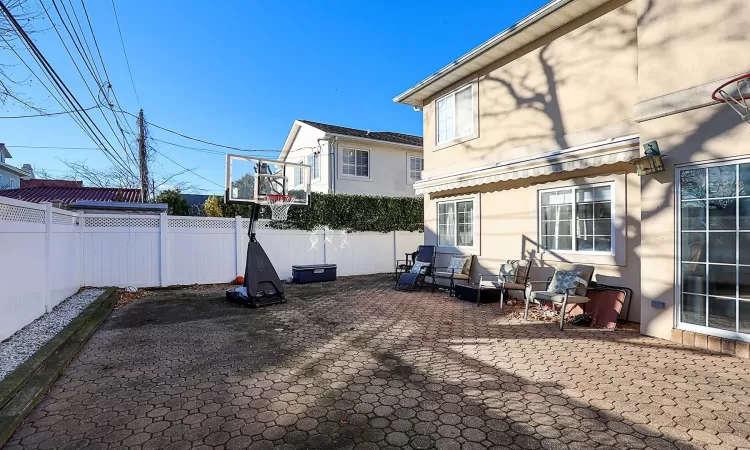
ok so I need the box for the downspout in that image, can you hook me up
[318,136,338,194]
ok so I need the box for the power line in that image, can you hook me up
[0,105,100,118]
[0,0,136,178]
[7,145,100,150]
[117,109,269,152]
[152,148,225,189]
[110,0,140,105]
[41,0,133,168]
[151,137,279,155]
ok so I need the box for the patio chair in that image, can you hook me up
[478,259,532,310]
[395,249,419,279]
[394,245,436,291]
[524,263,595,331]
[431,254,475,296]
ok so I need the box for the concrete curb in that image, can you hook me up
[0,287,118,447]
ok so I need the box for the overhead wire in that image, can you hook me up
[110,0,140,105]
[152,148,225,189]
[41,0,133,169]
[0,105,100,118]
[0,0,136,177]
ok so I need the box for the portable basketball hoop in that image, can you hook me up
[712,73,750,124]
[266,194,295,221]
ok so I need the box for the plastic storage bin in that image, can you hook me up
[291,264,337,283]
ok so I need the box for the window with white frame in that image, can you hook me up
[436,84,474,144]
[539,184,613,252]
[342,148,369,177]
[307,153,320,180]
[678,162,750,337]
[294,162,304,186]
[438,199,474,247]
[9,179,15,189]
[409,156,423,182]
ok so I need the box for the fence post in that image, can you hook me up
[44,203,53,312]
[235,216,242,279]
[159,213,168,287]
[79,212,85,288]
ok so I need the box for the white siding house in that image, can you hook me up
[0,144,32,190]
[280,120,423,197]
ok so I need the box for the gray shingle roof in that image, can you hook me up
[299,120,422,147]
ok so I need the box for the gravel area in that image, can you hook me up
[0,288,105,382]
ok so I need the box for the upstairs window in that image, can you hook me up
[437,84,474,144]
[342,148,369,178]
[307,153,320,180]
[409,156,423,182]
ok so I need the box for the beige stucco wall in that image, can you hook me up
[636,0,750,102]
[422,0,638,179]
[637,105,747,340]
[425,164,643,321]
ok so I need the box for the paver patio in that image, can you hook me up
[6,275,750,450]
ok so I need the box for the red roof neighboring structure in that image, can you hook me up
[0,186,140,205]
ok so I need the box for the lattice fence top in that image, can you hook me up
[253,220,272,230]
[52,212,79,226]
[84,216,159,228]
[0,203,46,224]
[168,217,234,229]
[241,220,251,230]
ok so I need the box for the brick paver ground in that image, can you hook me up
[7,275,750,449]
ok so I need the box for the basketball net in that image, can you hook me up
[266,195,295,221]
[712,74,750,125]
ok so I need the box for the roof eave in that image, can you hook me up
[393,0,581,106]
[0,161,31,176]
[324,133,423,150]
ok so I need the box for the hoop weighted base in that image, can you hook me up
[226,241,286,308]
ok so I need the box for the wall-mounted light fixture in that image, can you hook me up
[633,140,665,176]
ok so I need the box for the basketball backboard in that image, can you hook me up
[225,154,311,205]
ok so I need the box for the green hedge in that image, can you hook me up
[205,192,423,233]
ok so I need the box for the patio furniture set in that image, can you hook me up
[394,245,603,330]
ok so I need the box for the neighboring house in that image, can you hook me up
[395,0,750,346]
[0,143,33,190]
[279,120,423,197]
[0,179,140,206]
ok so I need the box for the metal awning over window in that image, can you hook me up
[414,135,640,195]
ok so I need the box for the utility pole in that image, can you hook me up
[137,108,149,202]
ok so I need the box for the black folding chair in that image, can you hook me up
[395,245,436,291]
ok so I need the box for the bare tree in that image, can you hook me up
[0,0,46,111]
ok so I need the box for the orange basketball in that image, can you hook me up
[235,276,245,285]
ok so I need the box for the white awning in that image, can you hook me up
[415,135,640,195]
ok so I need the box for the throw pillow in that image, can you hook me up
[410,261,430,274]
[499,261,519,282]
[447,256,468,273]
[548,270,584,294]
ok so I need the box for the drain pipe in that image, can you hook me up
[318,136,337,194]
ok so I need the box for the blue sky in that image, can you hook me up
[2,0,548,194]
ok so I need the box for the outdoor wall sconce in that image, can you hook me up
[633,140,665,176]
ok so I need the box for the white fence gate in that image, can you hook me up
[0,197,423,341]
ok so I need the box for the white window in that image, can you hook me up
[294,162,304,186]
[539,184,613,253]
[438,199,474,247]
[9,179,15,189]
[342,148,369,178]
[307,153,320,181]
[409,156,423,182]
[677,161,750,338]
[436,84,474,144]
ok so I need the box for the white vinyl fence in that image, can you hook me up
[0,197,423,341]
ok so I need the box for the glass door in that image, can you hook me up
[677,162,750,340]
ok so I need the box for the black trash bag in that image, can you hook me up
[569,314,593,327]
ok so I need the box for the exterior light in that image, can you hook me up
[634,140,665,176]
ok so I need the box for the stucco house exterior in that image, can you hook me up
[0,143,33,190]
[279,120,423,197]
[395,0,750,350]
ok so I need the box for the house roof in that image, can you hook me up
[298,120,423,147]
[0,160,32,177]
[21,179,83,188]
[0,143,10,159]
[0,186,141,205]
[393,0,611,106]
